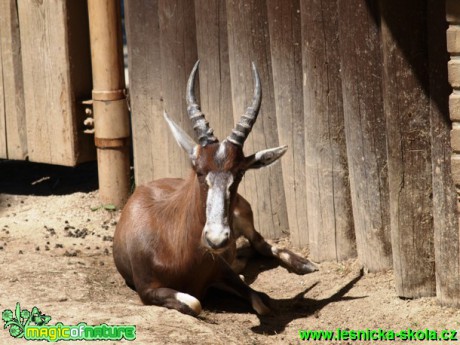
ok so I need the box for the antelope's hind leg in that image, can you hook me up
[137,285,202,317]
[233,195,318,275]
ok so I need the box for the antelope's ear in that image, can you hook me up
[245,145,288,170]
[163,111,198,159]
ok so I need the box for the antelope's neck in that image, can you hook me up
[179,172,206,232]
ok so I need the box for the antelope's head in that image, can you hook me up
[164,61,287,252]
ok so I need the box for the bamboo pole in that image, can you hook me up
[87,0,130,207]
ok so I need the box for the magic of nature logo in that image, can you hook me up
[2,302,136,342]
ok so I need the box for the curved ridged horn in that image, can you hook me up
[186,60,218,146]
[227,62,261,147]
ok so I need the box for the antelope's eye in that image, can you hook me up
[196,169,206,178]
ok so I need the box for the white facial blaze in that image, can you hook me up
[215,141,227,162]
[203,171,234,248]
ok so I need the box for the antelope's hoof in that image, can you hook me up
[290,256,319,275]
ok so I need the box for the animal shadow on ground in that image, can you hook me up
[0,159,99,196]
[202,253,366,335]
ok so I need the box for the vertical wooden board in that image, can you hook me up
[194,0,233,141]
[431,0,460,307]
[125,0,165,185]
[66,0,94,164]
[158,0,199,179]
[300,0,356,261]
[267,0,308,247]
[226,0,289,238]
[18,1,77,166]
[380,0,435,298]
[0,0,27,160]
[0,37,6,158]
[337,0,392,272]
[126,0,198,185]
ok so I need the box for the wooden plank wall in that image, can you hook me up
[126,0,458,305]
[0,0,94,165]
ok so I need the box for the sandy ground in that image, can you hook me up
[1,160,460,345]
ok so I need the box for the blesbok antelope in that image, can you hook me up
[113,61,318,316]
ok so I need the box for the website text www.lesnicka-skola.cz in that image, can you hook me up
[299,328,458,342]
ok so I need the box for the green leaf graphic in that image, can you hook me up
[14,303,20,322]
[42,315,52,325]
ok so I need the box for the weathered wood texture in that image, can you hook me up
[0,28,5,159]
[439,0,460,306]
[124,0,162,184]
[17,0,94,166]
[380,0,435,298]
[194,0,233,141]
[300,0,356,261]
[267,0,308,247]
[337,0,392,272]
[226,0,289,239]
[125,0,198,185]
[67,0,96,164]
[158,0,199,178]
[0,0,27,160]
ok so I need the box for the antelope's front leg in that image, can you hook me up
[136,285,202,316]
[214,261,272,315]
[233,195,318,275]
